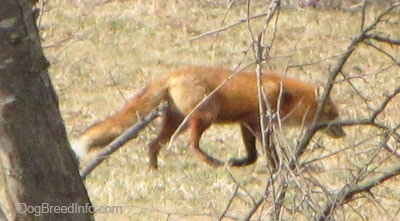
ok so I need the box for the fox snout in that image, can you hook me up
[325,124,346,138]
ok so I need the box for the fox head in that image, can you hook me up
[278,84,346,139]
[315,87,346,138]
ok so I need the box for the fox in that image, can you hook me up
[71,66,345,169]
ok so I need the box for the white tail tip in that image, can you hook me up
[70,138,89,159]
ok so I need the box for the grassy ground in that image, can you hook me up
[3,0,400,220]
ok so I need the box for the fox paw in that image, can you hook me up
[206,157,224,168]
[227,158,256,167]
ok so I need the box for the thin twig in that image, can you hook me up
[243,196,265,221]
[317,164,400,221]
[360,0,367,31]
[167,64,254,151]
[190,12,268,42]
[0,205,8,221]
[80,103,168,180]
[371,86,400,121]
[293,3,398,162]
[382,126,400,159]
[209,0,235,51]
[251,0,282,219]
[365,34,400,46]
[312,83,398,130]
[317,119,400,219]
[364,41,400,67]
[218,184,240,221]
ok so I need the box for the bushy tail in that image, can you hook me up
[71,75,169,158]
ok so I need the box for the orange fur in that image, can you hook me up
[72,66,345,168]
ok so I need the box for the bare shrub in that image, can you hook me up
[209,1,400,220]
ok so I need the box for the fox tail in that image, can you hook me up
[71,75,169,158]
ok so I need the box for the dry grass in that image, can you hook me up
[2,0,399,220]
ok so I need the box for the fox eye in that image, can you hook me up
[280,90,292,103]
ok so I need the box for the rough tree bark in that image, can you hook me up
[0,0,93,220]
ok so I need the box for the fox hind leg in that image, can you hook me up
[148,109,183,169]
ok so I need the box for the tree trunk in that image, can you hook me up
[0,0,94,220]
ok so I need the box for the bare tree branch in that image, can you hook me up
[364,41,400,67]
[80,103,168,180]
[241,2,400,220]
[253,0,281,172]
[309,86,399,133]
[218,184,240,221]
[245,1,284,220]
[167,63,254,152]
[190,12,268,42]
[365,34,400,46]
[371,86,400,121]
[243,195,265,221]
[318,164,400,221]
[0,206,7,221]
[293,3,400,162]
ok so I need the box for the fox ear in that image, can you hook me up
[315,86,324,101]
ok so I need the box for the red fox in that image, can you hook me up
[71,66,345,169]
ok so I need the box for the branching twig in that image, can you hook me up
[318,164,400,221]
[80,103,168,180]
[0,205,8,221]
[167,63,254,151]
[218,184,240,221]
[308,86,398,136]
[243,170,281,221]
[293,3,399,162]
[365,34,400,46]
[253,3,400,221]
[371,86,400,121]
[382,126,400,158]
[209,0,235,51]
[244,1,282,220]
[190,12,268,42]
[243,195,265,221]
